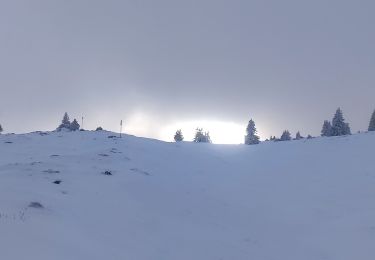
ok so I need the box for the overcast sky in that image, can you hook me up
[0,0,374,143]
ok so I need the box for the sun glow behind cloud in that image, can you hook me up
[161,120,246,144]
[123,112,266,144]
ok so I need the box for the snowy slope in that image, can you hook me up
[1,130,375,260]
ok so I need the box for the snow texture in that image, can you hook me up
[1,130,375,260]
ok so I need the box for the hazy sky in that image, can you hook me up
[0,0,374,143]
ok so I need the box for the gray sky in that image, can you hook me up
[0,0,374,143]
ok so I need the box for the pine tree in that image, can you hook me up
[244,119,260,145]
[321,120,332,137]
[280,130,291,141]
[295,131,303,140]
[331,108,351,136]
[343,123,351,135]
[194,128,204,143]
[194,128,211,143]
[57,112,71,131]
[368,109,375,131]
[0,124,3,134]
[70,119,80,131]
[62,112,70,126]
[204,131,212,143]
[174,129,184,142]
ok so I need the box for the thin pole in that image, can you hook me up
[120,120,123,138]
[81,116,84,129]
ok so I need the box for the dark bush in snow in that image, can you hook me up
[96,127,103,131]
[102,171,112,176]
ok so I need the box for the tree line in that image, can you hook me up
[174,108,375,144]
[1,109,375,143]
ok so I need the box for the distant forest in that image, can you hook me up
[1,108,375,145]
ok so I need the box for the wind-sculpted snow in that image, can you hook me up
[1,131,375,260]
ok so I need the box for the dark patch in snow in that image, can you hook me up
[110,148,122,154]
[53,180,62,184]
[130,168,151,176]
[43,169,60,174]
[4,141,13,144]
[108,135,117,139]
[102,171,113,176]
[50,154,60,157]
[28,202,44,209]
[30,161,42,165]
[98,153,109,157]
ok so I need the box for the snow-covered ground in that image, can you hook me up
[1,130,375,260]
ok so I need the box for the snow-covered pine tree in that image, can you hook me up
[0,124,3,134]
[57,112,71,131]
[344,123,351,135]
[321,120,332,137]
[280,130,291,141]
[244,119,260,145]
[331,108,351,136]
[204,131,212,143]
[368,109,375,131]
[295,131,303,140]
[62,112,70,126]
[193,128,211,143]
[70,119,80,131]
[194,128,204,143]
[174,129,184,142]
